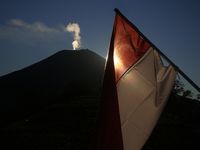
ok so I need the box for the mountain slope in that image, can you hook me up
[0,49,105,125]
[0,49,200,150]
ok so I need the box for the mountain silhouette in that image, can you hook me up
[0,49,200,150]
[0,49,105,150]
[0,49,105,125]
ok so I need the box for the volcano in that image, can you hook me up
[0,49,105,150]
[0,49,200,150]
[0,49,105,122]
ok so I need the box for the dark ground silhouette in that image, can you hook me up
[0,49,199,150]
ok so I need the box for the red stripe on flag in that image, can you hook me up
[114,14,150,81]
[96,14,124,150]
[97,11,151,150]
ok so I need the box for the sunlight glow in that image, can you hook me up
[114,50,124,73]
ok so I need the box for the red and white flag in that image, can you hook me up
[97,10,177,150]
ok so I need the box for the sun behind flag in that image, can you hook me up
[97,9,177,150]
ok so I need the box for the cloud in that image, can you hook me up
[8,19,62,33]
[0,19,67,46]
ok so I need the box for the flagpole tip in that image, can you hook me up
[114,8,120,13]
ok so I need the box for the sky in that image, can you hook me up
[0,0,200,93]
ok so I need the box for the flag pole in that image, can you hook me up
[114,8,200,93]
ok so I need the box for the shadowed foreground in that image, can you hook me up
[0,50,200,150]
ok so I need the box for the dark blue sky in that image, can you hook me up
[0,0,200,91]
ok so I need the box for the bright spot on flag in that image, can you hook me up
[114,50,124,74]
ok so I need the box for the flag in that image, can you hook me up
[97,9,177,150]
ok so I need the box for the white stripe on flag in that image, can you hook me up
[117,48,177,150]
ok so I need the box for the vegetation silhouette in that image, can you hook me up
[0,49,199,150]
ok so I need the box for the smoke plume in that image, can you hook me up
[66,23,81,50]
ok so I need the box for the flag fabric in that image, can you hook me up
[97,10,177,150]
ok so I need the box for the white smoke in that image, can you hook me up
[66,23,81,50]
